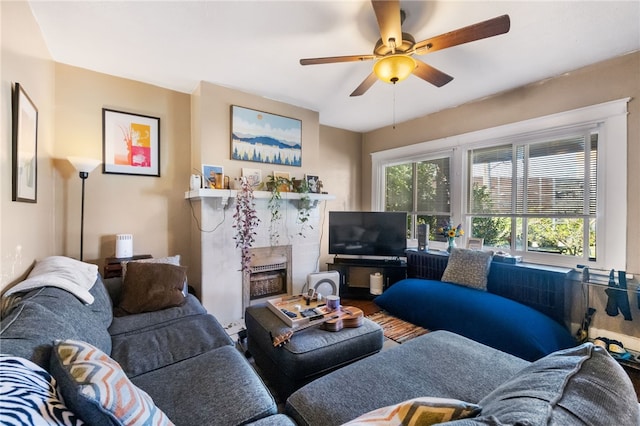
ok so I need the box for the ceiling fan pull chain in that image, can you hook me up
[392,84,397,130]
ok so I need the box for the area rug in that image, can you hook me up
[366,311,430,344]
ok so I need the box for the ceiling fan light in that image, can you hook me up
[373,55,416,84]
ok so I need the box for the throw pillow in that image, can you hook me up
[477,343,640,425]
[441,248,493,290]
[50,339,174,426]
[343,397,481,426]
[120,255,180,280]
[116,262,187,316]
[0,355,83,425]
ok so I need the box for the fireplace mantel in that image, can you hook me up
[185,188,334,208]
[187,188,335,325]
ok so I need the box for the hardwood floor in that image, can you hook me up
[341,298,382,316]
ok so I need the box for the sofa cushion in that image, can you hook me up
[50,339,173,426]
[343,397,481,425]
[0,355,83,425]
[115,262,187,316]
[473,343,640,425]
[110,313,233,377]
[0,286,116,369]
[108,294,207,336]
[441,248,493,290]
[131,345,277,425]
[374,279,575,361]
[3,256,98,304]
[87,276,113,328]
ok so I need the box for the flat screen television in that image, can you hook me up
[329,211,407,257]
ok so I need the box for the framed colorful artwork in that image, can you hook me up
[231,105,302,167]
[242,167,263,189]
[102,109,160,177]
[12,83,38,203]
[202,164,224,189]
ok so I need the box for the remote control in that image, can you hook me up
[281,309,298,318]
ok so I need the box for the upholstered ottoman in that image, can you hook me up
[245,304,384,399]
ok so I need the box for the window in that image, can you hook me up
[468,132,598,262]
[384,156,451,241]
[371,99,629,269]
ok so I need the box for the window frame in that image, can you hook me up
[371,98,629,270]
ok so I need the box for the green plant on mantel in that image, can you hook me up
[233,177,260,274]
[293,178,313,237]
[267,175,291,246]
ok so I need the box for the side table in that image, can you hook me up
[103,254,152,278]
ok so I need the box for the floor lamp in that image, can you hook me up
[68,157,101,261]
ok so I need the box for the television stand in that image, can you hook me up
[328,258,407,299]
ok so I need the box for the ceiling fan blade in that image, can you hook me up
[372,0,403,48]
[350,72,378,97]
[412,60,454,87]
[300,54,376,66]
[414,14,510,54]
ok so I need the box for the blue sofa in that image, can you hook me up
[0,256,294,426]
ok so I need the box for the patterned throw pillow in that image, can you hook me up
[343,397,481,425]
[0,355,83,425]
[441,248,493,290]
[50,339,173,426]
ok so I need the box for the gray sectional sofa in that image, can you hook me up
[0,256,294,426]
[2,255,639,426]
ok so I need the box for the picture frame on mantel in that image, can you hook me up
[231,105,302,167]
[12,83,38,203]
[102,108,160,177]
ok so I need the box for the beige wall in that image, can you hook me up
[54,64,192,273]
[362,51,640,345]
[1,0,57,289]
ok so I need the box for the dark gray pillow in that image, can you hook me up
[441,248,493,290]
[115,262,187,316]
[475,343,640,425]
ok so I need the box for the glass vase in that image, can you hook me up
[447,237,456,253]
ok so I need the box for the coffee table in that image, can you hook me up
[245,303,383,399]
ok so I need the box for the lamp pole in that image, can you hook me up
[68,157,101,262]
[79,171,89,261]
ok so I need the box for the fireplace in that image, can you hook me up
[243,245,292,311]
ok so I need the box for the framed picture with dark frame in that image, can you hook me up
[12,83,38,203]
[102,108,160,177]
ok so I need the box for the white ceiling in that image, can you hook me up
[29,1,640,133]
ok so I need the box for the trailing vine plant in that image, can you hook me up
[294,178,312,237]
[267,175,290,246]
[233,177,260,274]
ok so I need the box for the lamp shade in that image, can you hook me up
[68,157,101,174]
[373,55,417,84]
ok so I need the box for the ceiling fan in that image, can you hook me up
[299,1,510,96]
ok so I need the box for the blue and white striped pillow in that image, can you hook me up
[0,355,83,425]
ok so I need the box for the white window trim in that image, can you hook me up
[371,98,629,270]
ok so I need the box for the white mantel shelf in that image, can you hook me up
[185,188,335,207]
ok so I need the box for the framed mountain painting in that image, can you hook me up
[231,105,301,167]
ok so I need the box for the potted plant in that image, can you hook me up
[233,177,260,273]
[266,174,291,245]
[293,178,313,237]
